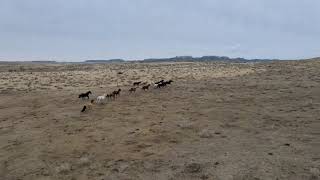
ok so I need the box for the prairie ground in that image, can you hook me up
[0,61,319,180]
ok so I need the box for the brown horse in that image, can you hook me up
[81,100,95,112]
[129,87,136,93]
[113,89,122,97]
[142,84,151,90]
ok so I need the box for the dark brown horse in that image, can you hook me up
[133,81,142,86]
[142,84,151,90]
[106,93,114,99]
[166,80,173,84]
[113,89,122,97]
[129,87,136,93]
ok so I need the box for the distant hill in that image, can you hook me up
[0,55,295,63]
[84,56,279,63]
[305,57,320,61]
[85,59,125,63]
[142,56,278,63]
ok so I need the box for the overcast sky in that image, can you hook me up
[0,0,319,61]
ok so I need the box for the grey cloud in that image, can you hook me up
[0,0,319,61]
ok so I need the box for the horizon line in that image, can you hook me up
[1,55,319,62]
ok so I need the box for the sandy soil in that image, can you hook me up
[0,61,319,180]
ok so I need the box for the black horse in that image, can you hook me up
[155,80,164,84]
[79,91,92,99]
[156,80,173,88]
[157,82,167,88]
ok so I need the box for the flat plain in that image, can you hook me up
[0,60,319,180]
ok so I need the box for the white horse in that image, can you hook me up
[153,83,159,89]
[96,94,106,104]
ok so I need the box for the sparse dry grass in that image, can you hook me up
[0,61,319,180]
[0,62,258,93]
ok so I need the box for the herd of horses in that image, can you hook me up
[79,79,173,112]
